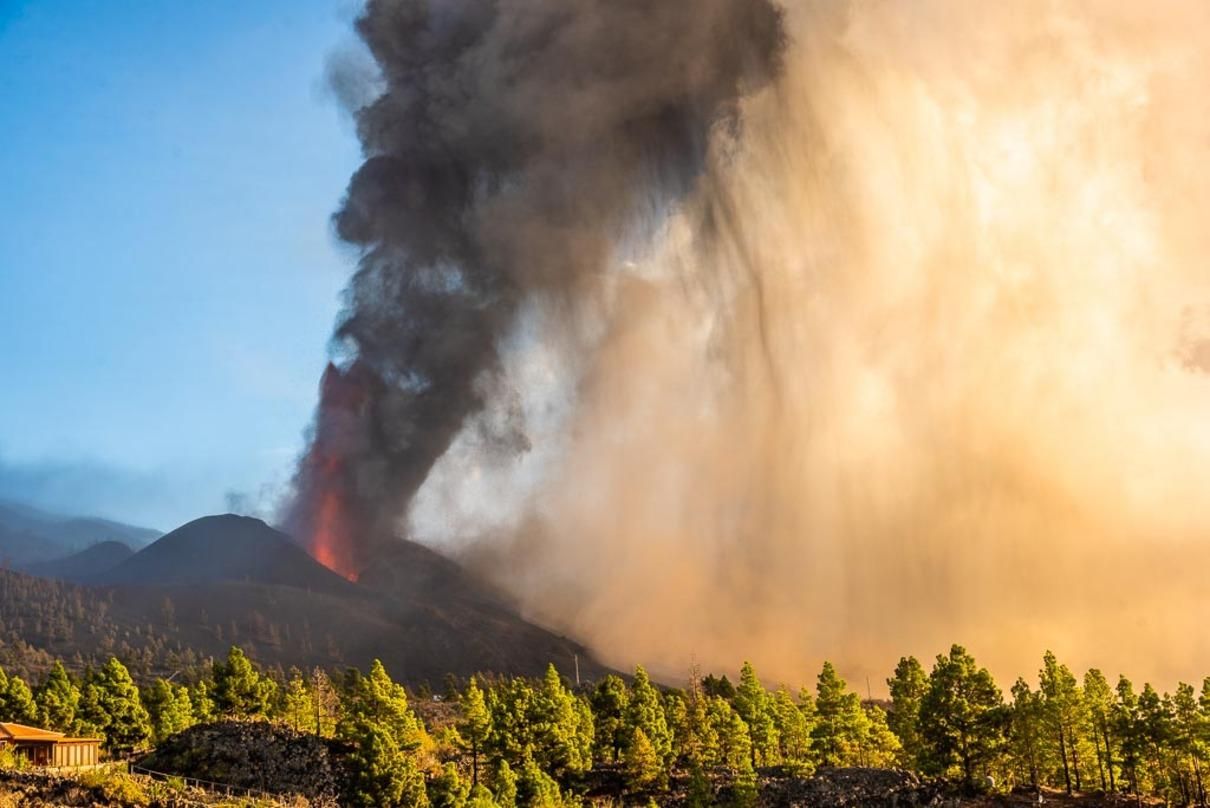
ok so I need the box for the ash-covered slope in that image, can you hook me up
[14,513,605,683]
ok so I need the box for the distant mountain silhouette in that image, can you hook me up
[26,540,134,582]
[5,512,608,683]
[0,500,160,567]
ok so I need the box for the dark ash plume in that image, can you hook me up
[287,0,787,574]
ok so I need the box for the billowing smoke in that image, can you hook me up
[402,0,1210,690]
[286,0,786,580]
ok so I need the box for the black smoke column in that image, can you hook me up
[287,0,787,575]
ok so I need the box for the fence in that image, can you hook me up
[129,763,287,804]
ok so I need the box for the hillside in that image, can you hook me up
[25,540,134,582]
[0,499,159,567]
[4,514,605,685]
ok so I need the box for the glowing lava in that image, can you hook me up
[286,362,378,582]
[309,475,359,582]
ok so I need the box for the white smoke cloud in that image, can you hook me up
[410,0,1210,690]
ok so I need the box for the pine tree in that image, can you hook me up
[1083,668,1118,793]
[811,661,867,766]
[462,677,491,787]
[862,704,904,767]
[281,671,313,733]
[311,667,340,737]
[1172,681,1206,805]
[212,646,273,718]
[1007,678,1046,789]
[494,759,518,808]
[713,699,752,771]
[341,718,429,808]
[36,660,79,732]
[429,762,470,808]
[1113,676,1144,799]
[590,675,630,763]
[1138,683,1174,801]
[918,644,1004,788]
[771,687,813,773]
[518,754,563,808]
[343,660,428,753]
[190,679,215,723]
[532,664,590,776]
[3,674,38,724]
[87,657,151,755]
[144,678,194,744]
[625,727,663,790]
[486,676,537,763]
[887,656,928,768]
[734,661,778,767]
[1039,651,1086,794]
[627,666,672,762]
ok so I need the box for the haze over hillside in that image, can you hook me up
[4,513,605,684]
[0,499,159,568]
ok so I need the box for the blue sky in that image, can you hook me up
[0,0,365,529]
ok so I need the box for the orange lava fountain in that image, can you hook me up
[309,474,359,582]
[286,362,379,582]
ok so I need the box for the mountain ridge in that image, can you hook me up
[10,513,607,684]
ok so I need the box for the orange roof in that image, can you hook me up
[0,723,65,741]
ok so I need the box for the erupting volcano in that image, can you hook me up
[286,361,385,581]
[280,0,1210,688]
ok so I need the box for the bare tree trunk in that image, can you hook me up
[1072,732,1083,792]
[1059,728,1073,795]
[1093,731,1107,792]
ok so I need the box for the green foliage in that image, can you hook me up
[212,646,274,719]
[494,759,518,808]
[733,662,778,767]
[80,657,152,755]
[531,664,592,777]
[8,643,1210,806]
[1082,668,1118,793]
[1038,650,1088,793]
[340,717,429,808]
[343,659,429,753]
[1,671,39,725]
[280,670,313,732]
[811,661,876,766]
[627,666,672,763]
[918,645,1004,787]
[429,762,471,808]
[35,660,79,732]
[625,727,663,791]
[462,677,491,787]
[190,679,215,723]
[771,687,814,773]
[517,754,564,808]
[79,768,151,806]
[143,677,195,744]
[590,675,629,763]
[887,656,927,768]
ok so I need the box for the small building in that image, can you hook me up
[0,722,102,768]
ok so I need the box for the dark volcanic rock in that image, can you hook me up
[138,720,343,803]
[757,767,952,807]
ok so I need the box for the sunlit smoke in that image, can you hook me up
[410,0,1210,690]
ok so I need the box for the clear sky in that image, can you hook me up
[0,0,364,529]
